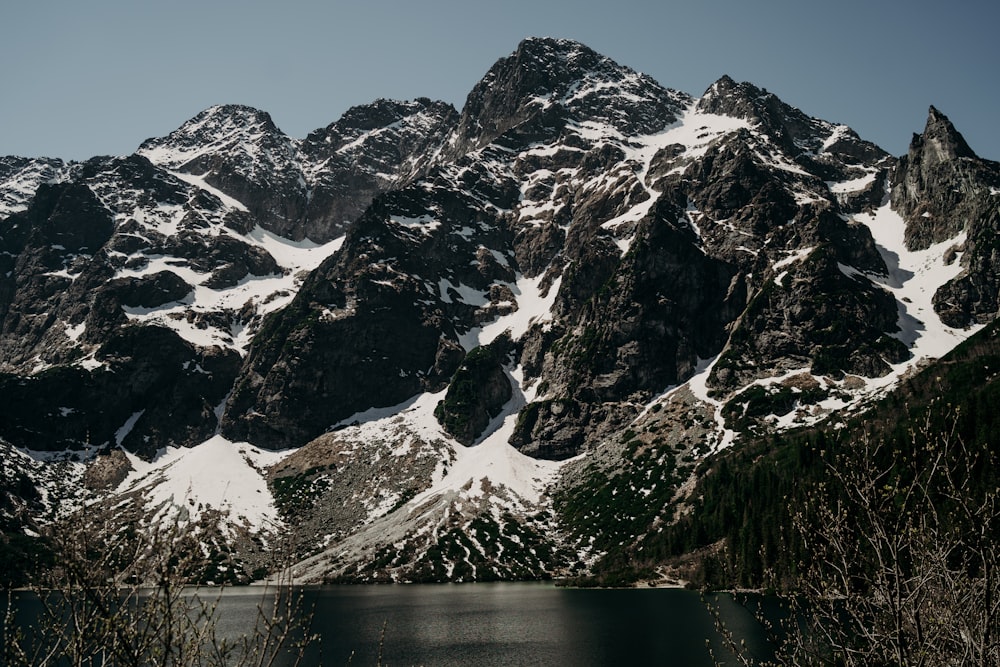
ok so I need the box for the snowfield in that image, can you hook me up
[116,436,293,533]
[856,197,980,365]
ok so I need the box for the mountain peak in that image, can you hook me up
[892,104,997,255]
[315,98,455,139]
[696,75,857,158]
[452,37,687,154]
[916,105,977,160]
[489,35,612,96]
[175,104,280,139]
[703,74,738,96]
[136,103,287,169]
[203,103,275,121]
[512,36,596,62]
[698,75,772,116]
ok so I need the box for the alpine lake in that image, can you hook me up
[212,582,773,666]
[7,582,774,665]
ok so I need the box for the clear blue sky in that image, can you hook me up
[2,0,998,161]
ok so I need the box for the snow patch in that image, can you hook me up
[115,411,145,447]
[459,273,561,351]
[438,278,487,306]
[684,355,736,452]
[406,367,566,510]
[827,171,877,194]
[772,246,814,270]
[820,124,852,152]
[854,198,981,370]
[118,435,293,532]
[64,321,86,341]
[391,214,441,234]
[115,227,343,353]
[618,103,752,170]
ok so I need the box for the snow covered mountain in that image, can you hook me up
[1,37,998,585]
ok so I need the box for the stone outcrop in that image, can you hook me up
[891,106,1000,327]
[434,334,513,445]
[1,325,239,457]
[892,106,992,249]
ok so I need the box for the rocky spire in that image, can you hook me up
[916,105,978,162]
[892,106,996,251]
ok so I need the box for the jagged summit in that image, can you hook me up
[893,105,1000,250]
[134,97,459,242]
[450,36,689,155]
[699,74,747,104]
[498,36,611,80]
[189,102,278,128]
[517,35,592,54]
[0,155,67,218]
[304,97,456,148]
[700,75,851,158]
[918,104,979,161]
[300,96,457,175]
[137,104,285,168]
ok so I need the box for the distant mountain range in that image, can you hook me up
[1,37,998,585]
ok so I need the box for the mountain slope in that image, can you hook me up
[629,315,1000,590]
[0,37,997,585]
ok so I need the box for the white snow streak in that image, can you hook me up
[459,273,562,351]
[117,226,343,353]
[685,355,736,452]
[171,171,248,211]
[114,411,145,447]
[854,198,982,382]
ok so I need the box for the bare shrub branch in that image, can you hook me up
[2,509,316,666]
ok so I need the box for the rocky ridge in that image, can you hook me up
[1,37,998,584]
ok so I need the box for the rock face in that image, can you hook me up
[2,37,999,585]
[1,326,240,458]
[138,100,458,242]
[892,106,988,249]
[0,97,460,456]
[298,98,459,240]
[891,106,1000,327]
[933,207,1000,327]
[138,106,309,238]
[218,38,990,460]
[0,179,117,371]
[220,171,521,448]
[435,335,513,445]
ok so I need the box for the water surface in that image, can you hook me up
[216,582,770,666]
[6,582,771,666]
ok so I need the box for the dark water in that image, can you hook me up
[7,583,773,666]
[213,583,772,666]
